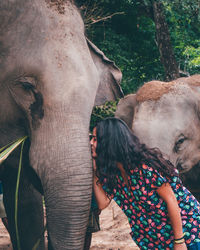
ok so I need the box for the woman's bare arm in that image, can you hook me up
[157,183,187,249]
[92,159,111,210]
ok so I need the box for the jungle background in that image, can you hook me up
[84,1,200,249]
[0,0,200,249]
[77,0,200,124]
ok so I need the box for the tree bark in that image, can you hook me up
[152,1,180,81]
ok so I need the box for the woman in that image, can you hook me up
[90,117,200,250]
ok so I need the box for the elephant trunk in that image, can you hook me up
[29,112,93,250]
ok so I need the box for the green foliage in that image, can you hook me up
[0,136,27,164]
[163,0,200,75]
[82,0,199,95]
[90,100,118,131]
[182,42,200,74]
[0,137,28,250]
[87,19,164,95]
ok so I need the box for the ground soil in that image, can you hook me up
[0,201,138,250]
[0,221,12,250]
[90,201,139,250]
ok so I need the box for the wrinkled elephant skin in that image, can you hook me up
[0,1,123,249]
[116,75,200,196]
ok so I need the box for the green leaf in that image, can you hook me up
[15,139,26,250]
[0,136,28,165]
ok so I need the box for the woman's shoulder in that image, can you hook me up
[130,163,154,173]
[129,164,156,178]
[131,163,167,181]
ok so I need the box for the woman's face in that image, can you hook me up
[90,127,98,158]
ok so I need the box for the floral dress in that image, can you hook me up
[103,164,200,249]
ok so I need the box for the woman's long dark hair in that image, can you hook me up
[95,117,178,190]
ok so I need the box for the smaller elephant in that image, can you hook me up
[115,75,200,197]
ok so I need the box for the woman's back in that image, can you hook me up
[103,164,200,249]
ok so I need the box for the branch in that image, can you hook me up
[179,69,190,76]
[85,12,125,26]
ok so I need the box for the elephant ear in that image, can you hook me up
[87,38,124,105]
[8,76,44,129]
[115,94,137,128]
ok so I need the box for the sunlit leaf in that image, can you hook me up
[0,136,28,165]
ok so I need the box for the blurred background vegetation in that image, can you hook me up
[77,0,200,125]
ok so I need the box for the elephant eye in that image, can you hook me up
[15,76,37,91]
[173,134,186,153]
[17,81,33,91]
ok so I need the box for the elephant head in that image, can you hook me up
[0,1,123,249]
[115,75,200,196]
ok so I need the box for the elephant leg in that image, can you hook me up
[2,166,44,250]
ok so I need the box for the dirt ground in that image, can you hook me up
[90,201,139,250]
[0,221,12,250]
[0,201,138,250]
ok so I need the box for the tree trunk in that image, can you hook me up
[152,1,180,81]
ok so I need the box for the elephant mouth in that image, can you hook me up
[176,160,200,173]
[176,161,187,173]
[179,162,200,193]
[190,161,200,182]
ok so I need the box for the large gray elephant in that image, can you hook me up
[115,74,200,198]
[0,1,123,249]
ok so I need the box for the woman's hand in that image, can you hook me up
[92,162,111,210]
[174,242,187,250]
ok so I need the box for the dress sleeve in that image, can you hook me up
[140,164,167,190]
